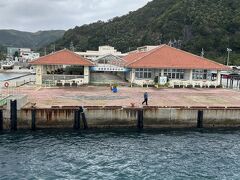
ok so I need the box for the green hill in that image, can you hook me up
[54,0,240,65]
[0,29,65,49]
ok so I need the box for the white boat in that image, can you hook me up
[2,61,14,70]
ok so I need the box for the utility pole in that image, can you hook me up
[53,43,55,52]
[44,47,47,56]
[227,48,232,66]
[201,48,204,58]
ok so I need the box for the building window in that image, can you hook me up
[192,70,211,80]
[164,69,185,79]
[135,68,152,79]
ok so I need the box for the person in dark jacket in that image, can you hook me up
[142,92,148,106]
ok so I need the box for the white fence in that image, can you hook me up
[42,75,85,86]
[170,80,219,88]
[221,78,240,90]
[42,75,84,81]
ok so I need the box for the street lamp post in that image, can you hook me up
[227,48,232,66]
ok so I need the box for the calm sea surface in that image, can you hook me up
[0,129,240,180]
[0,72,26,81]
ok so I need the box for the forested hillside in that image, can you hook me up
[54,0,240,65]
[0,30,65,49]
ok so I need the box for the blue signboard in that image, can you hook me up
[91,66,129,72]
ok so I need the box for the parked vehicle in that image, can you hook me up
[2,61,14,70]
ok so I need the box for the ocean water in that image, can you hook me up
[0,72,26,82]
[0,129,240,180]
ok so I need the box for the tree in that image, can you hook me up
[14,51,19,58]
[51,0,240,64]
[0,52,6,60]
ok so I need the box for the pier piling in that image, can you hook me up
[137,109,144,129]
[197,110,203,128]
[0,109,3,130]
[31,107,36,130]
[80,107,88,129]
[10,100,17,131]
[74,109,80,130]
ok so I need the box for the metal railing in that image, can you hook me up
[170,80,218,88]
[15,78,34,87]
[221,75,240,90]
[42,75,84,81]
[0,95,12,106]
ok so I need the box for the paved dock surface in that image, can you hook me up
[2,86,239,108]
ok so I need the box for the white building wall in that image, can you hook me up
[35,65,43,85]
[83,66,90,84]
[129,68,222,88]
[76,45,127,60]
[217,70,221,85]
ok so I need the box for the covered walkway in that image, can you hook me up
[90,72,129,86]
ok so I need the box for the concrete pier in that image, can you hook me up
[1,106,240,129]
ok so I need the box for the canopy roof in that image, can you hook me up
[95,54,126,67]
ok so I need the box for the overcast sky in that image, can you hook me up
[0,0,152,32]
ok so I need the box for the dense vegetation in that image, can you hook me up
[0,30,65,50]
[53,0,240,65]
[0,45,6,60]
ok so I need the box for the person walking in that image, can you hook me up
[142,92,148,106]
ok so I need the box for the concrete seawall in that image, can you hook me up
[1,106,240,130]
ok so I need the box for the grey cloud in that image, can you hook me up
[0,0,151,32]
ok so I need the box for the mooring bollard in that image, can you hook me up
[197,110,203,128]
[31,107,36,130]
[80,106,88,129]
[10,100,17,131]
[137,109,144,129]
[73,109,80,129]
[0,109,3,131]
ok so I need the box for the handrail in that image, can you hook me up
[0,95,12,106]
[42,75,84,81]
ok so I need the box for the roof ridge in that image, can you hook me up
[30,49,94,65]
[68,49,94,65]
[167,45,226,67]
[125,45,165,66]
[30,49,66,63]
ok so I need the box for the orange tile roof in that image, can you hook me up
[124,45,229,70]
[30,49,94,66]
[123,51,148,64]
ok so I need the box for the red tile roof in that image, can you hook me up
[124,45,229,70]
[30,49,94,66]
[123,51,148,64]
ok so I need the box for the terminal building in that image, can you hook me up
[76,45,127,61]
[30,44,229,88]
[123,45,229,87]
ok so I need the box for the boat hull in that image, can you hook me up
[2,65,14,70]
